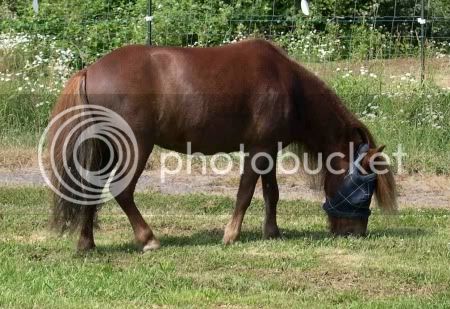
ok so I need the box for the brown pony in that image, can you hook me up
[48,39,397,251]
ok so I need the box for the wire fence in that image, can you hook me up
[147,1,450,59]
[141,0,450,84]
[2,0,450,83]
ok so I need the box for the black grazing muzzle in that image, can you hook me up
[323,144,376,219]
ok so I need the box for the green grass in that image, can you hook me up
[1,187,449,307]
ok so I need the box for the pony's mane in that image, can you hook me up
[287,59,397,213]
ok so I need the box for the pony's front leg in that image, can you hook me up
[223,149,274,244]
[223,157,259,244]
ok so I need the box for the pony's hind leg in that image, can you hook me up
[77,206,97,251]
[261,159,281,239]
[113,142,160,251]
[77,141,113,251]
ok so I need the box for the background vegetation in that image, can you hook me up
[0,0,449,173]
[3,0,450,62]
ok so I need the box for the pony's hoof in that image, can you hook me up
[77,245,96,252]
[223,227,239,245]
[263,225,282,239]
[223,237,234,245]
[143,238,161,252]
[77,239,96,252]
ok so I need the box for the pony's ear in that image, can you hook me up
[376,145,385,153]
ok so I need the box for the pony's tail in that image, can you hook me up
[48,69,101,233]
[375,164,398,213]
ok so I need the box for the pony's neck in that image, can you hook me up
[292,65,371,197]
[293,65,362,157]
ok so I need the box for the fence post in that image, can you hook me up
[147,0,152,45]
[420,0,425,83]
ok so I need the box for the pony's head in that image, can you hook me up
[289,63,398,236]
[324,142,397,236]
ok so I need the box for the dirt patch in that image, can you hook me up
[0,146,37,169]
[1,230,50,244]
[396,174,450,208]
[186,259,442,299]
[321,248,366,268]
[0,168,448,209]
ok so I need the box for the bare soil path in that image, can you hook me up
[0,168,448,208]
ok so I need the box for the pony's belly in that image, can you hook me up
[155,131,246,155]
[153,112,253,154]
[155,142,243,155]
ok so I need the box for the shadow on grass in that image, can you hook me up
[85,225,427,254]
[90,242,141,255]
[160,226,427,248]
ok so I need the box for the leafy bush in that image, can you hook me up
[1,0,146,66]
[2,0,449,64]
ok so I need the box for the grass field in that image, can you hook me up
[1,187,449,307]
